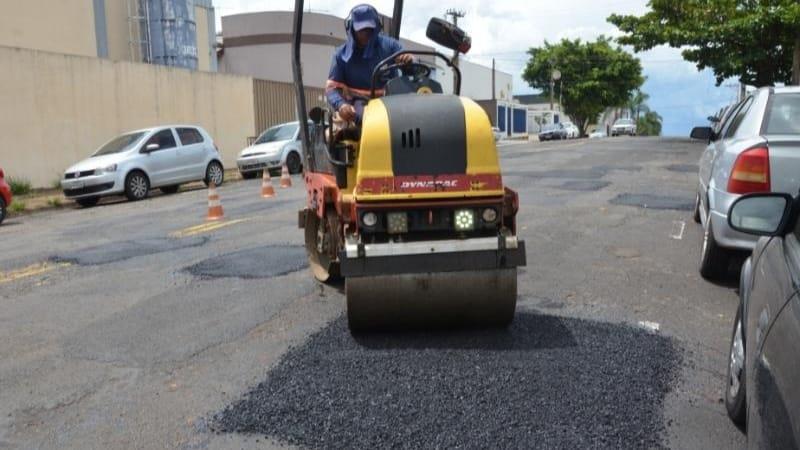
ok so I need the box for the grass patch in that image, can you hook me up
[51,178,63,190]
[47,197,62,208]
[10,200,26,213]
[8,177,32,196]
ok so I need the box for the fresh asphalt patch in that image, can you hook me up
[610,193,694,211]
[50,237,209,266]
[184,245,307,279]
[212,313,682,449]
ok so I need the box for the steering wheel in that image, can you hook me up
[370,50,461,98]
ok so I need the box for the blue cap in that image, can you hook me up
[350,5,379,31]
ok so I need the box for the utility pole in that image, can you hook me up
[446,8,466,89]
[491,58,496,100]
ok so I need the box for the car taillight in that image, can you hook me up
[728,146,770,194]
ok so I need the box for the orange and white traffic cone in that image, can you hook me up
[261,169,275,198]
[206,182,224,221]
[280,164,292,188]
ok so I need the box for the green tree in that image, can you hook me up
[608,1,800,86]
[628,89,650,122]
[522,37,644,137]
[637,111,663,136]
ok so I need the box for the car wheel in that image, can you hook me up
[286,152,302,174]
[125,171,150,201]
[693,192,702,224]
[240,171,258,180]
[160,185,180,194]
[204,161,224,187]
[0,197,6,224]
[76,196,100,208]
[725,304,747,428]
[699,222,730,279]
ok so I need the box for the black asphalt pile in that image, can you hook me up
[557,180,612,192]
[665,164,699,173]
[212,312,682,449]
[610,193,694,211]
[185,245,307,279]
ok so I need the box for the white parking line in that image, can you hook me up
[669,220,686,240]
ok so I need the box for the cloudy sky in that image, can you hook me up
[212,0,739,136]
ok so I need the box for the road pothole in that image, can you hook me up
[556,180,611,192]
[185,245,307,279]
[610,193,693,211]
[50,237,209,266]
[212,313,681,449]
[665,164,698,173]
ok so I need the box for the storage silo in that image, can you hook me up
[141,0,198,70]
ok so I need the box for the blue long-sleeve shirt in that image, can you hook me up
[326,33,403,111]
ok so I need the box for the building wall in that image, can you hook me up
[219,11,434,88]
[195,6,211,71]
[253,80,326,136]
[0,0,97,57]
[105,0,134,62]
[439,60,513,101]
[0,46,254,187]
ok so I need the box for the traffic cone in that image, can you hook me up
[280,164,292,188]
[261,169,275,198]
[206,182,224,221]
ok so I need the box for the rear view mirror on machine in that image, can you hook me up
[728,193,794,236]
[426,18,471,54]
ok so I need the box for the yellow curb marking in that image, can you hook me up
[0,262,72,285]
[171,219,248,238]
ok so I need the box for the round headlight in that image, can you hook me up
[482,208,498,223]
[362,212,378,227]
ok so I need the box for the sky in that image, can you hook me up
[212,0,740,136]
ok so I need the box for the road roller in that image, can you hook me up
[291,0,526,331]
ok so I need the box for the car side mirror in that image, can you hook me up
[426,18,471,54]
[690,126,715,141]
[728,193,794,236]
[144,143,159,153]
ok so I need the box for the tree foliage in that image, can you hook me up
[522,37,644,137]
[637,111,663,136]
[628,89,650,122]
[608,0,800,86]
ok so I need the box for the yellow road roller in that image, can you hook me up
[291,0,526,331]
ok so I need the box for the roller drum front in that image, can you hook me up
[346,268,517,331]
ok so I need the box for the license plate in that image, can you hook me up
[70,182,85,189]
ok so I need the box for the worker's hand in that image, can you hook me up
[338,104,357,122]
[395,53,414,65]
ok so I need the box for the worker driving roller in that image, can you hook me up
[325,4,413,127]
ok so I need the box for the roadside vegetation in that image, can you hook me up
[10,200,26,213]
[8,177,32,196]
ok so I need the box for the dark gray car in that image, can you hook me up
[724,193,800,448]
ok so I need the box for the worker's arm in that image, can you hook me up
[325,53,348,112]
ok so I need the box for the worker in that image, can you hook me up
[326,4,413,126]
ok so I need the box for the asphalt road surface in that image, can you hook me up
[0,137,746,449]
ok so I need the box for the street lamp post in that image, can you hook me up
[550,69,561,117]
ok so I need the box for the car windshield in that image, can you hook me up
[256,124,298,144]
[615,119,633,125]
[92,132,146,157]
[765,94,800,135]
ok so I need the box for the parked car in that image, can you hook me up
[492,126,504,142]
[723,193,800,447]
[237,121,307,179]
[690,86,800,279]
[589,130,606,139]
[538,123,568,141]
[562,122,579,139]
[610,118,637,136]
[0,168,11,225]
[61,126,224,207]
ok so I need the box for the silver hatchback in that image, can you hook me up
[690,87,800,279]
[61,126,224,207]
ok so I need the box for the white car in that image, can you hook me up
[562,122,580,139]
[611,118,637,136]
[237,121,307,179]
[61,126,224,207]
[589,131,606,139]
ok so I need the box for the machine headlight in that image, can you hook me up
[482,208,498,223]
[454,209,475,231]
[362,211,378,227]
[387,212,408,234]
